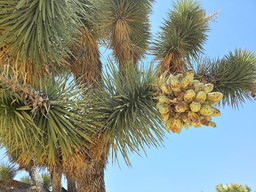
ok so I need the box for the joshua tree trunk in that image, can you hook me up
[76,159,106,192]
[29,165,47,192]
[67,178,76,192]
[51,166,63,192]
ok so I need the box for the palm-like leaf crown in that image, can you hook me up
[0,68,99,168]
[101,0,152,72]
[92,62,165,165]
[153,0,209,73]
[0,0,86,83]
[194,49,256,108]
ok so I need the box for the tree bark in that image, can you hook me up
[76,159,105,192]
[67,178,76,192]
[29,166,46,192]
[51,166,62,192]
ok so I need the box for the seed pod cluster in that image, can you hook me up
[155,71,223,133]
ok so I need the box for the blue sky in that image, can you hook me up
[1,0,256,192]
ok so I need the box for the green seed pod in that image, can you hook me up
[158,96,171,104]
[195,83,204,92]
[189,101,201,112]
[170,118,183,133]
[185,69,194,77]
[160,84,173,95]
[188,111,200,123]
[184,89,196,102]
[209,121,216,127]
[158,104,170,114]
[165,118,173,132]
[203,101,210,106]
[161,113,170,123]
[175,101,189,113]
[199,105,214,116]
[212,108,221,117]
[181,75,194,89]
[177,91,185,101]
[192,80,200,85]
[203,84,214,94]
[192,121,201,128]
[184,120,192,129]
[209,101,219,107]
[176,74,183,81]
[207,92,223,102]
[181,112,188,122]
[195,91,207,103]
[170,76,181,93]
[205,116,212,121]
[200,116,209,126]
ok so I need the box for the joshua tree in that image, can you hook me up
[0,0,255,191]
[216,183,251,192]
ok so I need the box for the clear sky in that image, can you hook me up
[1,0,256,192]
[104,0,256,192]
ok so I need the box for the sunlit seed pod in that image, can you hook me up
[203,84,214,94]
[175,101,189,113]
[185,69,194,77]
[171,119,183,133]
[181,75,194,89]
[176,74,183,81]
[207,92,223,102]
[199,105,214,116]
[157,96,171,104]
[208,121,216,127]
[189,101,201,112]
[205,116,212,121]
[183,120,192,129]
[203,101,210,105]
[181,112,188,122]
[160,84,173,94]
[195,91,207,103]
[188,111,200,123]
[184,89,196,102]
[161,113,170,123]
[176,126,183,134]
[195,83,204,92]
[212,108,221,117]
[177,92,185,101]
[170,76,181,93]
[165,118,173,132]
[192,80,200,85]
[200,116,209,126]
[209,101,219,107]
[158,104,170,114]
[191,121,201,128]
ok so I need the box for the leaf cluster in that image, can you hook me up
[0,163,17,183]
[92,62,165,165]
[194,49,256,108]
[0,0,85,70]
[153,0,209,60]
[216,183,251,192]
[0,72,100,167]
[101,0,153,62]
